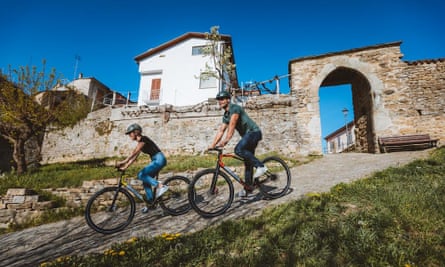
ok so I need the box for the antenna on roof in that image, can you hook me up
[73,54,81,81]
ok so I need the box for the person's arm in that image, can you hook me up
[117,142,144,170]
[219,113,239,147]
[209,123,228,149]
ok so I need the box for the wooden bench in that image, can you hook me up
[378,134,439,153]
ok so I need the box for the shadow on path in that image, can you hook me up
[0,149,431,267]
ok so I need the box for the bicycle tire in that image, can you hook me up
[85,186,135,234]
[257,156,291,199]
[159,175,191,216]
[188,168,234,218]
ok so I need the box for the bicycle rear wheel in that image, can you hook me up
[85,186,135,234]
[257,156,291,199]
[188,168,234,218]
[159,175,191,216]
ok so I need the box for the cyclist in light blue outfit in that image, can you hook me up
[117,123,169,213]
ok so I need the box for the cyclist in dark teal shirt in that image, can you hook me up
[222,103,260,136]
[209,91,267,197]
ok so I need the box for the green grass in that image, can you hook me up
[0,151,307,234]
[38,147,445,266]
[0,152,306,195]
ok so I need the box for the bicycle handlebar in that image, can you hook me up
[208,147,223,151]
[114,166,125,174]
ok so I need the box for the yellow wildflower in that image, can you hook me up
[104,249,115,256]
[125,237,138,243]
[306,192,321,198]
[161,232,181,240]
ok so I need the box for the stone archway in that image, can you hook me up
[289,47,393,155]
[288,41,445,157]
[321,67,375,153]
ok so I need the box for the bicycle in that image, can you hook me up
[85,168,191,234]
[188,147,291,218]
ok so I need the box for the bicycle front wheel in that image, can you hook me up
[159,175,191,216]
[85,186,135,234]
[258,156,291,199]
[188,168,234,218]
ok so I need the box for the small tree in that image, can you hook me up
[200,26,237,92]
[0,60,89,174]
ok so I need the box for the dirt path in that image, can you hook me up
[0,149,432,267]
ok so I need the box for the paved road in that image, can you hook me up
[0,150,432,267]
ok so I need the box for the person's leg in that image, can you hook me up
[234,131,263,185]
[137,153,167,201]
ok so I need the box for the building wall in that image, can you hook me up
[69,79,90,97]
[137,38,220,107]
[38,42,444,164]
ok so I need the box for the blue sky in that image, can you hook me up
[1,0,444,149]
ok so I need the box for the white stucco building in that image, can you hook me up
[324,121,356,154]
[134,32,238,107]
[35,75,130,111]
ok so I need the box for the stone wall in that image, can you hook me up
[0,178,145,229]
[0,171,193,229]
[0,188,54,228]
[41,95,301,164]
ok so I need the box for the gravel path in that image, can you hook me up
[0,149,432,267]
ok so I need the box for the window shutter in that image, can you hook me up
[150,79,161,100]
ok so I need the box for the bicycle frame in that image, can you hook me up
[115,170,150,203]
[211,148,255,191]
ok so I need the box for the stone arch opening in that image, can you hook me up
[320,67,375,153]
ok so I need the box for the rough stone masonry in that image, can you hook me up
[40,41,444,164]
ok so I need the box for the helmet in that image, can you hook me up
[215,90,231,100]
[125,123,142,134]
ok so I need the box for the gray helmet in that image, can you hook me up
[215,90,231,100]
[125,123,142,134]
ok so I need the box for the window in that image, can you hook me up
[192,45,208,56]
[150,79,161,100]
[199,72,217,88]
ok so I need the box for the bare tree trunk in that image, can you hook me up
[12,138,27,174]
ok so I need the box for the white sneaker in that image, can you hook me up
[141,206,150,213]
[156,185,169,199]
[237,189,248,198]
[253,166,268,178]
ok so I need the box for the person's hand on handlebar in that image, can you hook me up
[115,161,127,171]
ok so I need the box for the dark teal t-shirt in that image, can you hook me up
[222,103,260,136]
